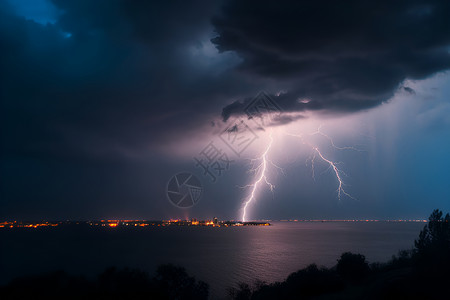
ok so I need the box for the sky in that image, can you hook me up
[1,0,449,221]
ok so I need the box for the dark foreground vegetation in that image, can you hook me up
[0,265,209,300]
[0,209,449,299]
[230,209,450,300]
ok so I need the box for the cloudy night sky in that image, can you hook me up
[1,0,450,221]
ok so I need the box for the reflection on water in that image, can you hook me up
[0,221,423,298]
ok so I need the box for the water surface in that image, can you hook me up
[0,221,424,298]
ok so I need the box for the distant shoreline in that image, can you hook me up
[0,219,426,229]
[0,220,271,228]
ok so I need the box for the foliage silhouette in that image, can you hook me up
[228,264,345,300]
[0,265,208,300]
[336,252,370,281]
[414,209,450,258]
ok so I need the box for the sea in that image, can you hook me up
[0,221,424,299]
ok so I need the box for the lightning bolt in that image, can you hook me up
[241,130,277,222]
[285,127,356,202]
[309,125,363,152]
[240,126,357,221]
[311,147,355,201]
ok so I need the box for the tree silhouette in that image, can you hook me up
[414,209,450,280]
[415,209,450,253]
[336,252,370,281]
[153,264,209,300]
[228,282,252,300]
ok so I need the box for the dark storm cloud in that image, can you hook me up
[2,0,450,220]
[1,0,247,161]
[1,0,245,218]
[213,0,450,120]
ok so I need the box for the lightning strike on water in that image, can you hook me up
[241,130,277,222]
[241,126,357,221]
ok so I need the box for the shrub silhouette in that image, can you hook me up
[228,282,252,300]
[153,264,209,300]
[336,252,370,281]
[96,267,156,299]
[282,264,344,297]
[414,209,450,280]
[0,265,208,300]
[229,264,344,300]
